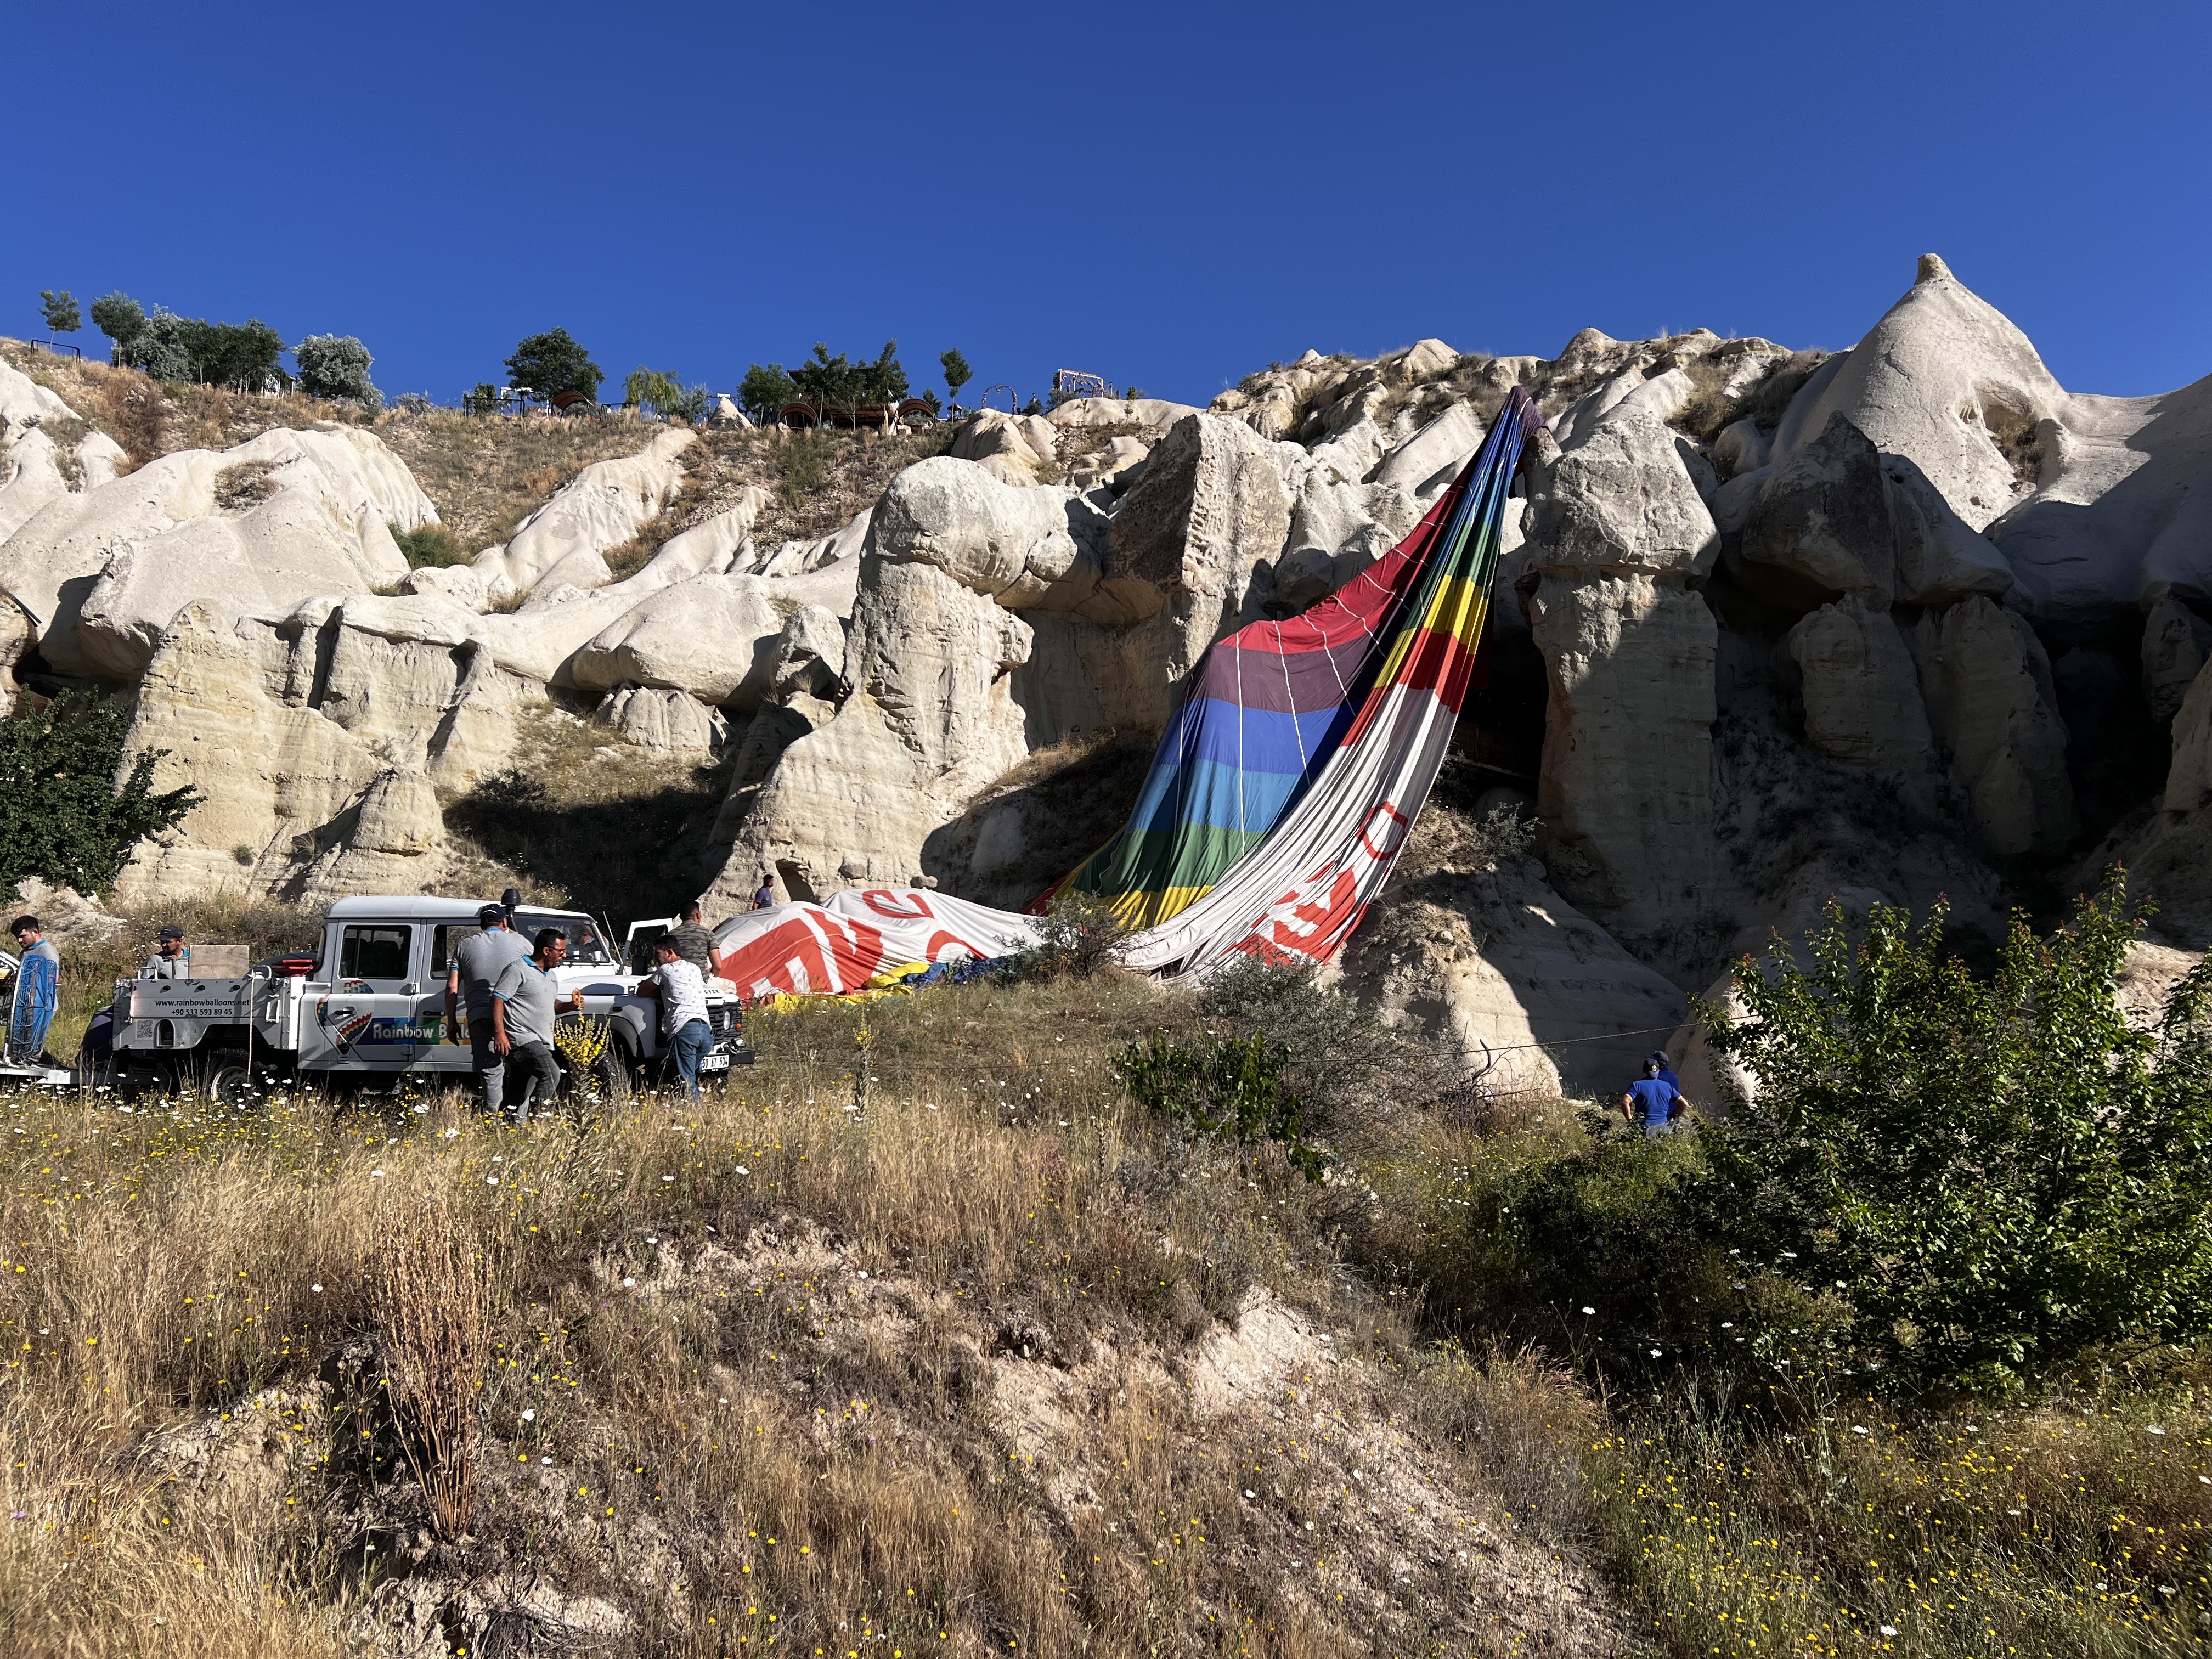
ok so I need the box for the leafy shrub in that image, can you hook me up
[504,328,602,401]
[121,309,284,390]
[121,308,195,381]
[390,522,467,568]
[462,382,503,415]
[1702,874,2212,1394]
[623,367,708,424]
[1031,888,1128,979]
[1198,953,1452,1147]
[0,692,199,898]
[785,341,907,414]
[1112,1031,1325,1180]
[293,333,380,406]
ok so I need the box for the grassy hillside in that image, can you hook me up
[7,925,2207,1657]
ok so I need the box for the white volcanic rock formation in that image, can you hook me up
[4,246,2209,1098]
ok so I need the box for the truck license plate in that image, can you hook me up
[701,1053,731,1073]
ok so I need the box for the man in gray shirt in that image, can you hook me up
[446,905,532,1114]
[492,926,580,1122]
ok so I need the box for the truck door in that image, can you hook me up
[303,921,427,1073]
[413,922,481,1079]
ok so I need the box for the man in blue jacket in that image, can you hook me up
[8,916,61,1065]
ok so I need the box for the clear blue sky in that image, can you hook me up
[10,2,2208,405]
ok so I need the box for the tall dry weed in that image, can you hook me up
[368,1187,503,1538]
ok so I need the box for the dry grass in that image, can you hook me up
[370,409,667,553]
[369,1189,504,1538]
[676,422,958,552]
[0,973,1632,1656]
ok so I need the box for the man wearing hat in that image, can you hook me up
[445,904,533,1115]
[142,926,191,979]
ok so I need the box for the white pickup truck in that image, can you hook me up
[99,895,751,1103]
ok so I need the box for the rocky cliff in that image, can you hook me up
[5,251,2209,1095]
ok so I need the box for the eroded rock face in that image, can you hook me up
[1105,412,1291,688]
[1771,253,2065,529]
[1992,369,2212,627]
[110,599,538,903]
[472,428,695,596]
[704,555,1036,903]
[1912,596,2076,856]
[2143,596,2212,725]
[1528,574,1718,957]
[1337,823,1690,1098]
[1737,412,2015,608]
[1526,386,1719,580]
[2,424,433,680]
[1786,594,1941,810]
[597,686,729,755]
[569,573,788,709]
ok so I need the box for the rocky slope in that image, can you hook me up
[5,251,2210,1095]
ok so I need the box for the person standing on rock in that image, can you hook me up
[1622,1058,1685,1138]
[752,872,776,911]
[490,926,580,1124]
[662,900,724,980]
[448,904,531,1115]
[7,916,60,1066]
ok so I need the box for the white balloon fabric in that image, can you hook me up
[710,888,1044,1002]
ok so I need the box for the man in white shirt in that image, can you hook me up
[637,935,713,1096]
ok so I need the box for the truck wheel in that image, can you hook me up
[202,1050,255,1108]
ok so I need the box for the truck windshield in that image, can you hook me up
[512,911,613,966]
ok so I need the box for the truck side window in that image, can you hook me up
[431,926,481,974]
[338,926,412,982]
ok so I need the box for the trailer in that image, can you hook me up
[98,896,752,1106]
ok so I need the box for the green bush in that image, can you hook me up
[461,382,503,415]
[1197,953,1452,1148]
[0,693,199,898]
[121,309,284,390]
[1113,1031,1325,1181]
[1030,888,1128,979]
[504,328,602,401]
[389,522,467,568]
[294,333,380,406]
[786,341,906,414]
[1702,874,2212,1394]
[623,368,707,425]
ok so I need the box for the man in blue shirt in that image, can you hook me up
[1622,1058,1684,1137]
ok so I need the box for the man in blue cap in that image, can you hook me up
[1622,1057,1686,1137]
[445,904,532,1115]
